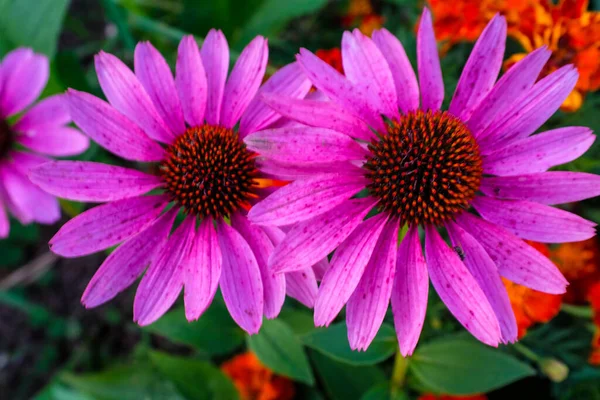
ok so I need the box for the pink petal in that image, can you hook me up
[456,212,568,294]
[200,29,229,125]
[240,62,312,136]
[342,30,398,119]
[95,51,174,144]
[480,172,600,205]
[231,213,285,319]
[0,48,49,117]
[13,94,70,132]
[135,41,186,136]
[347,218,399,351]
[260,93,374,141]
[0,165,59,224]
[217,220,264,334]
[220,36,268,129]
[286,268,319,308]
[468,46,550,136]
[425,225,501,346]
[16,127,89,157]
[248,173,367,226]
[478,65,579,151]
[245,126,367,164]
[134,216,195,326]
[314,213,388,327]
[392,225,428,357]
[472,197,596,243]
[0,176,32,224]
[49,195,169,257]
[8,151,50,176]
[312,258,330,281]
[296,48,386,132]
[449,15,506,120]
[82,208,177,308]
[0,201,8,238]
[483,127,595,176]
[417,8,444,110]
[66,89,165,162]
[176,35,207,127]
[446,221,517,344]
[269,197,378,274]
[371,28,420,113]
[256,158,361,181]
[29,161,163,202]
[184,218,222,321]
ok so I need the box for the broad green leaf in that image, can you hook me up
[279,307,317,336]
[301,322,397,365]
[247,319,314,385]
[410,336,535,395]
[149,351,239,400]
[0,0,70,57]
[310,351,386,400]
[144,300,245,356]
[61,364,186,400]
[360,384,409,400]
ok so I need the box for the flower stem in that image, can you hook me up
[390,349,409,395]
[561,303,594,319]
[513,342,541,363]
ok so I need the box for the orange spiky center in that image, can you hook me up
[364,110,483,226]
[159,124,260,219]
[0,120,13,160]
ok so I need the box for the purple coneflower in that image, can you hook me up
[0,48,89,238]
[245,9,600,352]
[29,32,320,333]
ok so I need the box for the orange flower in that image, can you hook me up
[316,48,344,75]
[359,14,385,37]
[587,282,600,365]
[343,0,383,37]
[551,237,600,304]
[221,352,294,400]
[418,394,488,400]
[504,242,563,338]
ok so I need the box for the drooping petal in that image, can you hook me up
[371,28,420,113]
[472,197,596,243]
[312,258,330,281]
[245,126,367,164]
[201,29,229,125]
[347,218,399,350]
[456,212,568,294]
[269,197,378,274]
[0,48,49,117]
[135,41,186,136]
[0,201,8,238]
[82,208,177,308]
[231,213,285,319]
[483,127,595,176]
[0,175,32,224]
[176,35,207,128]
[95,51,174,143]
[449,15,506,120]
[256,158,362,181]
[417,8,444,111]
[296,48,386,132]
[66,89,165,162]
[248,173,367,226]
[217,220,264,334]
[220,36,268,129]
[184,218,222,321]
[478,65,579,151]
[13,94,70,132]
[425,225,501,346]
[49,195,169,257]
[16,127,89,157]
[480,172,600,205]
[392,225,429,357]
[134,216,195,326]
[467,46,550,136]
[342,29,398,119]
[260,93,374,141]
[446,221,518,344]
[240,62,312,136]
[314,213,388,327]
[285,268,319,308]
[0,165,59,224]
[29,161,163,202]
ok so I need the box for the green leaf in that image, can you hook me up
[247,319,314,385]
[410,336,536,395]
[360,384,409,400]
[301,322,397,365]
[0,0,70,57]
[310,351,386,400]
[279,307,317,336]
[144,300,245,356]
[149,351,239,400]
